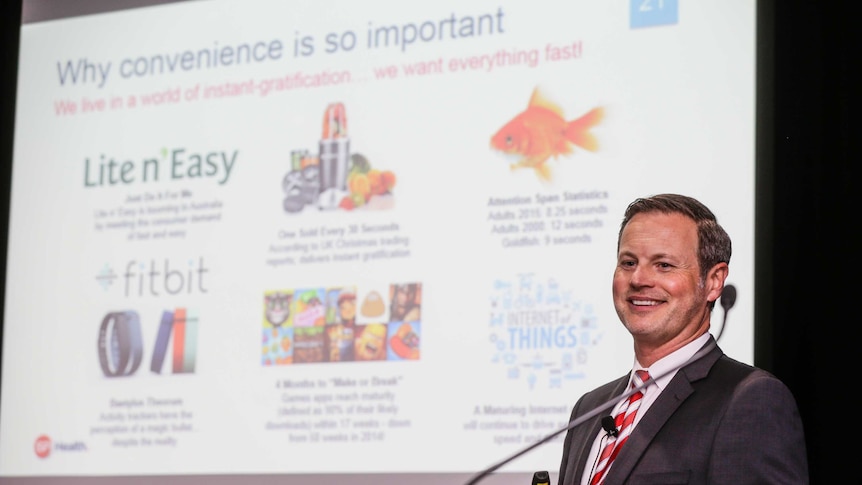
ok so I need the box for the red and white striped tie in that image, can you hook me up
[590,370,651,485]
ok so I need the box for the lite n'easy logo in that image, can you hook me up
[83,147,238,186]
[97,309,198,377]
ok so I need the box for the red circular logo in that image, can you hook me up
[34,435,51,458]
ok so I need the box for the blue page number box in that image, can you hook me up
[630,0,679,28]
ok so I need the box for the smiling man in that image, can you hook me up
[557,194,808,485]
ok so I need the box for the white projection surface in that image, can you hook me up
[1,1,756,483]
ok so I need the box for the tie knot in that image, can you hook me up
[633,370,650,387]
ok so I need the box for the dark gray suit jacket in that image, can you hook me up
[557,338,808,484]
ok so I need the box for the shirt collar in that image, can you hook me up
[631,332,712,391]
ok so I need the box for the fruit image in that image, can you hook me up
[381,170,396,191]
[367,169,385,195]
[339,196,355,210]
[336,152,397,210]
[348,172,371,200]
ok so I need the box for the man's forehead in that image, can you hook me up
[619,213,698,255]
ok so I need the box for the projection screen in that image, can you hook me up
[1,1,757,483]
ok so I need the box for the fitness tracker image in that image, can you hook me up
[151,308,199,374]
[97,311,143,377]
[150,310,174,374]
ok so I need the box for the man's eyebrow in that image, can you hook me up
[617,250,677,261]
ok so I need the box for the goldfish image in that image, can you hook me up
[490,88,604,182]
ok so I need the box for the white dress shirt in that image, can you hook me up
[580,332,712,485]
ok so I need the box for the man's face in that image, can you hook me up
[612,212,712,347]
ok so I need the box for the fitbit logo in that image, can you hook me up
[94,257,209,296]
[97,308,198,377]
[96,264,117,290]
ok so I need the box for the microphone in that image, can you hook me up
[531,470,550,485]
[720,284,737,313]
[715,284,737,342]
[601,416,618,437]
[463,338,719,485]
[587,418,618,484]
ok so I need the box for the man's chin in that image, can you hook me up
[622,316,659,333]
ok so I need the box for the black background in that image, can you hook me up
[0,1,853,482]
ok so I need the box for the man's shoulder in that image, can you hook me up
[701,354,792,396]
[713,354,776,379]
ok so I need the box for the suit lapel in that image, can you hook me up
[600,339,722,483]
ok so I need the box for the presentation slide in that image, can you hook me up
[1,1,756,483]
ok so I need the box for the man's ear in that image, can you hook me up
[706,262,729,304]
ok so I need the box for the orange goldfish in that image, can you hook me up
[490,88,604,181]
